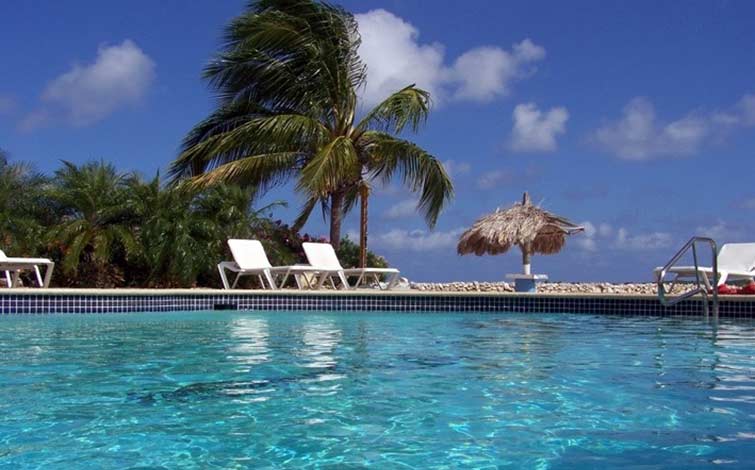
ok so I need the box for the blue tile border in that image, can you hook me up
[0,292,754,318]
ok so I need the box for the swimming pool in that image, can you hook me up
[1,312,754,469]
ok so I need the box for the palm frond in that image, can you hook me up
[62,230,92,273]
[364,132,453,227]
[184,152,302,191]
[206,1,365,115]
[354,85,431,135]
[297,136,360,196]
[291,193,330,231]
[171,100,279,180]
[171,113,327,187]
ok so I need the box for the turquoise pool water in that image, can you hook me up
[1,312,754,469]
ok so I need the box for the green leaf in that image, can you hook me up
[363,132,454,227]
[298,136,360,196]
[354,85,431,135]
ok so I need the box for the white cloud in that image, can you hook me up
[383,199,417,219]
[442,159,471,178]
[22,40,155,129]
[355,9,545,106]
[615,228,673,251]
[17,110,51,132]
[574,221,598,251]
[592,93,755,160]
[477,166,540,190]
[577,221,673,252]
[737,94,755,126]
[598,223,613,237]
[575,238,597,252]
[712,94,755,128]
[450,41,544,102]
[510,103,568,152]
[369,227,465,251]
[477,170,515,190]
[694,221,745,241]
[592,97,708,160]
[582,221,597,237]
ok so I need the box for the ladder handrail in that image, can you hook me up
[657,236,718,316]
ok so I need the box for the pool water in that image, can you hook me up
[1,312,755,469]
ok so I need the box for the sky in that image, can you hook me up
[1,0,754,282]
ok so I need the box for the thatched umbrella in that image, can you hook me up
[457,192,583,275]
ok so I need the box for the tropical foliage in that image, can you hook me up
[0,155,386,288]
[171,0,453,266]
[0,149,52,256]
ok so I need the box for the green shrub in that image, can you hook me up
[0,156,391,288]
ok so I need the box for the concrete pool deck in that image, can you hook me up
[0,287,752,317]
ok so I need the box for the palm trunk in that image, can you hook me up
[359,185,369,268]
[329,190,344,251]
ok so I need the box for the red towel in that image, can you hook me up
[739,282,755,295]
[718,284,741,295]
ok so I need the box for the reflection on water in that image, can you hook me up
[2,312,755,469]
[227,317,270,367]
[711,323,755,409]
[296,320,345,394]
[298,320,342,369]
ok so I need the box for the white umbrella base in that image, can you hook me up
[506,274,549,292]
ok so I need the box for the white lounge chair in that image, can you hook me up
[654,242,755,290]
[217,239,320,290]
[302,242,400,290]
[0,250,55,288]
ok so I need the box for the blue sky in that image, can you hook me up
[2,0,754,282]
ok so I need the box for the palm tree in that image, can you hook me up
[126,174,283,287]
[0,149,51,256]
[124,174,215,286]
[47,161,137,286]
[170,0,453,262]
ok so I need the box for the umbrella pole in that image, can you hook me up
[521,246,531,275]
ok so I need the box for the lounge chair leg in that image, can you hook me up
[34,266,43,287]
[316,272,329,290]
[280,271,291,289]
[4,271,10,288]
[231,273,242,289]
[338,272,350,290]
[386,272,400,290]
[301,273,314,289]
[42,263,55,288]
[218,265,231,290]
[43,263,54,288]
[263,269,277,290]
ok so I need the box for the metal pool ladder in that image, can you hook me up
[657,236,719,316]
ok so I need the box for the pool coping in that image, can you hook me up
[0,287,749,301]
[0,287,753,318]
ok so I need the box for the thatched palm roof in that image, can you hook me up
[457,192,583,256]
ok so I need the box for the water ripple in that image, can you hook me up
[1,312,755,469]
